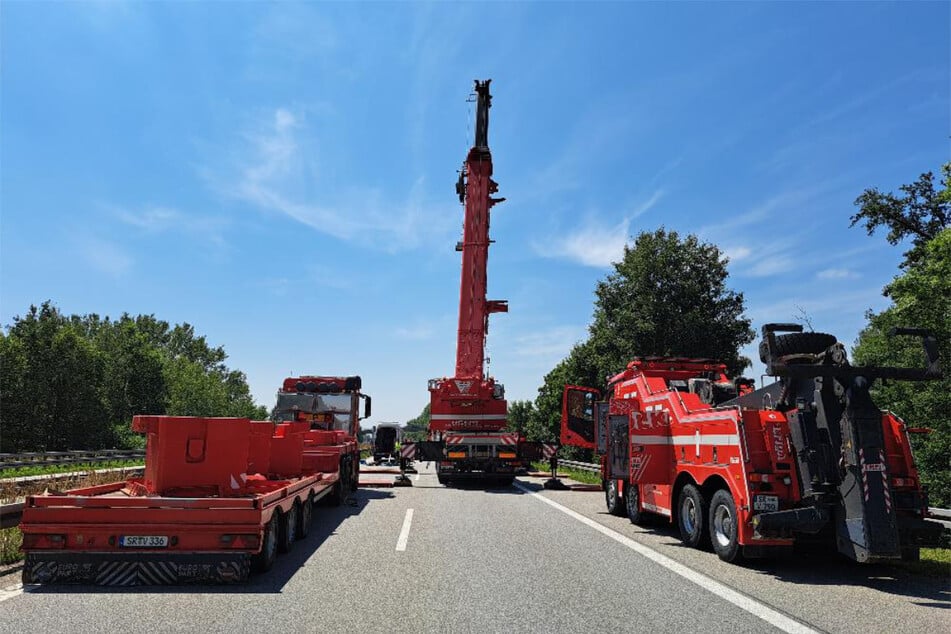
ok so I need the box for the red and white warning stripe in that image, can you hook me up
[542,443,558,459]
[401,443,416,459]
[859,448,869,502]
[879,449,892,513]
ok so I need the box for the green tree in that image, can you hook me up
[529,229,754,445]
[403,403,431,442]
[853,228,951,506]
[1,302,269,451]
[850,162,950,268]
[505,400,535,435]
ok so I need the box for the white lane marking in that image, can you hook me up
[0,582,24,603]
[396,508,414,552]
[514,484,818,634]
[413,473,420,482]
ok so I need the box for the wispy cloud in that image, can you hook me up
[514,325,587,358]
[110,204,229,246]
[215,107,454,252]
[73,235,133,277]
[817,268,860,280]
[394,324,434,341]
[532,190,664,268]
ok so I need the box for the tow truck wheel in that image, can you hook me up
[900,546,920,562]
[279,504,298,553]
[605,479,624,516]
[298,494,314,538]
[709,489,741,562]
[626,483,644,525]
[252,514,279,572]
[677,484,709,548]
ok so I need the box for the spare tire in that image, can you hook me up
[760,332,837,362]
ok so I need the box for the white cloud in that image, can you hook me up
[533,216,631,268]
[514,326,586,358]
[747,254,796,278]
[533,191,664,268]
[817,268,859,280]
[219,107,454,252]
[75,236,133,277]
[723,246,752,262]
[111,205,228,245]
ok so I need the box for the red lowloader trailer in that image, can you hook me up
[562,324,945,563]
[20,375,369,585]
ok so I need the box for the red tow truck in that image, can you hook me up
[405,80,555,484]
[20,375,370,585]
[562,324,944,562]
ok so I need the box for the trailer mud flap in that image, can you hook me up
[23,552,251,586]
[414,441,446,461]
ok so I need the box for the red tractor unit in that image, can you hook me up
[20,375,370,585]
[562,324,944,563]
[406,80,553,485]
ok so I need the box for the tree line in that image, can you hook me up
[506,162,949,505]
[0,302,268,453]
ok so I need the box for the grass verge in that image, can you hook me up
[1,527,22,565]
[0,459,144,480]
[531,461,602,485]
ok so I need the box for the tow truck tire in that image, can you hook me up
[298,494,314,538]
[678,484,709,548]
[900,546,920,562]
[626,482,644,525]
[253,514,279,573]
[497,476,515,487]
[278,504,298,553]
[760,332,837,362]
[709,489,741,562]
[605,479,624,516]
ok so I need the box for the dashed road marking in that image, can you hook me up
[396,508,414,552]
[515,483,819,634]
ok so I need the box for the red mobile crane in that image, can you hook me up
[407,80,553,485]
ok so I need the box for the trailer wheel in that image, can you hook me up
[626,483,644,525]
[677,484,709,548]
[605,479,624,516]
[709,489,741,562]
[299,493,315,538]
[252,514,279,573]
[279,504,298,553]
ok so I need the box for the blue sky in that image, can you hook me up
[2,2,948,424]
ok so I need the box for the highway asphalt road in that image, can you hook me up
[0,463,947,633]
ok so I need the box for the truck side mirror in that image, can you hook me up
[363,395,372,419]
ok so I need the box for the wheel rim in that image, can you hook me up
[682,496,697,534]
[713,503,734,548]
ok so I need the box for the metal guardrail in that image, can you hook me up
[0,466,146,529]
[558,459,600,473]
[0,449,145,469]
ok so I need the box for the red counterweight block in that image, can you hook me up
[131,416,251,497]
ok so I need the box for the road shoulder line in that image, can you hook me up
[515,482,820,634]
